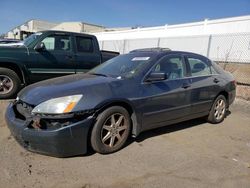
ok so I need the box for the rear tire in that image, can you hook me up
[0,68,21,99]
[91,106,131,154]
[207,95,227,124]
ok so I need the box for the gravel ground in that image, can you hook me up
[0,99,250,188]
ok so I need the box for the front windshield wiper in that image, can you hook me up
[89,73,108,77]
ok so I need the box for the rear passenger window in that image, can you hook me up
[153,56,184,80]
[76,37,94,53]
[188,57,211,76]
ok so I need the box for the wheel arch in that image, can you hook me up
[215,91,229,107]
[95,100,140,137]
[207,91,228,123]
[0,62,27,84]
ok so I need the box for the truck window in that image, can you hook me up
[76,37,94,53]
[41,34,71,51]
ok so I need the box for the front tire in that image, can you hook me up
[207,95,227,124]
[91,106,131,154]
[0,68,21,99]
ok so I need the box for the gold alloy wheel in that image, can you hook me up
[101,113,128,148]
[214,98,226,121]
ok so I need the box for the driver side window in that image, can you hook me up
[41,34,71,51]
[153,55,184,80]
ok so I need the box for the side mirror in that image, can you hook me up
[34,42,45,51]
[145,72,167,82]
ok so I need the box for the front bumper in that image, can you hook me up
[5,103,94,157]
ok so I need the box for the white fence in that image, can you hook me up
[99,33,250,63]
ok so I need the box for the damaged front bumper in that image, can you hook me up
[5,102,95,157]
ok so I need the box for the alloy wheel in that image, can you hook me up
[101,113,128,148]
[0,75,14,94]
[214,99,226,121]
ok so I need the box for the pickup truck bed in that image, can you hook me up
[101,50,120,62]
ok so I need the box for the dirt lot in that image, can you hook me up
[0,99,250,188]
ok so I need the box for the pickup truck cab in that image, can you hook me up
[0,30,119,99]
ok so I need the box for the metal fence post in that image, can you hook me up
[206,35,212,57]
[101,40,104,51]
[122,39,126,54]
[157,38,161,47]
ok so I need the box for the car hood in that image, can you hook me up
[0,45,27,56]
[0,44,24,49]
[0,42,24,47]
[18,74,118,106]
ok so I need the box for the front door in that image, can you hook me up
[27,33,75,83]
[141,54,192,130]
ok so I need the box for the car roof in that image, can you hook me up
[129,48,208,58]
[39,30,95,37]
[130,48,171,53]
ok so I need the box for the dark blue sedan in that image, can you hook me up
[5,48,236,157]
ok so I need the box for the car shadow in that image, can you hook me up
[131,118,207,144]
[225,110,231,117]
[131,110,231,144]
[80,111,232,157]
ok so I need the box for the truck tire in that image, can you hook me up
[0,68,21,99]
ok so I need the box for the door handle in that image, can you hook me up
[213,78,220,83]
[182,83,191,89]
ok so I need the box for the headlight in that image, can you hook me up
[32,95,82,114]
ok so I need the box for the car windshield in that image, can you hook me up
[89,53,155,78]
[23,32,43,46]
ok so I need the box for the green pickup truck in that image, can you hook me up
[0,30,119,99]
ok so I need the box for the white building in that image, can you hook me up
[6,19,105,40]
[52,22,105,33]
[7,20,57,39]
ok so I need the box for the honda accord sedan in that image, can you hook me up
[6,48,236,157]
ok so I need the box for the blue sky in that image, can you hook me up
[0,0,250,34]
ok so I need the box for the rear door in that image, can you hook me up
[74,36,101,73]
[27,33,75,83]
[185,54,221,114]
[141,54,192,130]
